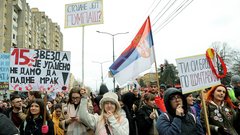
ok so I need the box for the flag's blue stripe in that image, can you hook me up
[110,32,153,75]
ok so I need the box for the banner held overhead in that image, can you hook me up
[9,48,71,92]
[176,54,221,94]
[65,0,103,28]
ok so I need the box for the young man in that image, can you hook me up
[4,94,26,129]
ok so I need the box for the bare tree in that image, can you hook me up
[211,41,240,85]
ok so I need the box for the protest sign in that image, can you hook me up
[9,48,71,92]
[65,0,103,27]
[0,53,10,83]
[176,54,221,94]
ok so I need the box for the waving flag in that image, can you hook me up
[109,17,154,86]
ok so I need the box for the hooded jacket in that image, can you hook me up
[156,88,204,135]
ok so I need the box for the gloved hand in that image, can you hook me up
[218,126,231,135]
[42,125,49,134]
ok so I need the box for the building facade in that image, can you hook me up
[0,0,63,53]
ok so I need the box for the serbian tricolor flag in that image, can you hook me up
[109,16,155,86]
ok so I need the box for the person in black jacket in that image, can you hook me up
[0,112,19,135]
[136,93,161,135]
[20,99,54,135]
[94,84,109,114]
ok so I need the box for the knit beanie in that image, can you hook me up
[99,92,121,112]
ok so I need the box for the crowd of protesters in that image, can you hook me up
[0,75,240,135]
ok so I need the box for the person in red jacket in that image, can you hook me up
[149,81,166,112]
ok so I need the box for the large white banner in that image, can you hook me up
[9,48,71,92]
[65,0,103,27]
[176,54,221,94]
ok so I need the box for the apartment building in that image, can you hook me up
[0,0,8,52]
[0,0,63,53]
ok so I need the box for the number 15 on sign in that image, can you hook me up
[11,48,30,65]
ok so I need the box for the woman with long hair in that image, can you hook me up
[79,88,129,135]
[136,93,160,135]
[19,99,54,135]
[200,84,238,135]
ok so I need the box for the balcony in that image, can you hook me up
[13,0,23,11]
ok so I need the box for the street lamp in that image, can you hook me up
[96,30,129,91]
[92,60,110,84]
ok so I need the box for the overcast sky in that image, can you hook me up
[26,0,240,91]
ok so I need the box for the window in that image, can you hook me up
[13,34,15,39]
[13,17,17,22]
[14,9,17,14]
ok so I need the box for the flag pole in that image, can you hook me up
[152,45,161,96]
[82,26,85,86]
[148,16,160,95]
[201,90,211,135]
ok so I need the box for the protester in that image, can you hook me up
[51,103,64,135]
[61,87,88,134]
[160,84,167,95]
[192,92,202,121]
[229,75,240,103]
[136,93,160,135]
[183,92,196,116]
[200,84,238,135]
[47,99,54,115]
[19,99,54,135]
[149,81,166,112]
[94,84,109,113]
[156,88,204,135]
[79,90,129,135]
[121,92,139,135]
[131,88,141,112]
[4,94,26,129]
[122,89,140,113]
[28,91,42,101]
[0,112,19,135]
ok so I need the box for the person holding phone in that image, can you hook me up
[156,88,204,135]
[60,87,88,135]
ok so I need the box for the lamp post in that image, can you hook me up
[96,31,129,91]
[92,60,110,84]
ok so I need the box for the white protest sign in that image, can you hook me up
[176,54,221,94]
[65,0,103,27]
[9,48,71,92]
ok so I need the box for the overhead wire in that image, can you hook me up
[134,0,162,32]
[153,0,190,32]
[143,0,159,18]
[153,0,194,34]
[152,0,177,27]
[148,0,163,18]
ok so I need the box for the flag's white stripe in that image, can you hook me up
[114,48,154,86]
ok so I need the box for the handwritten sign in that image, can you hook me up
[65,0,103,27]
[9,48,71,92]
[0,53,10,83]
[176,54,221,94]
